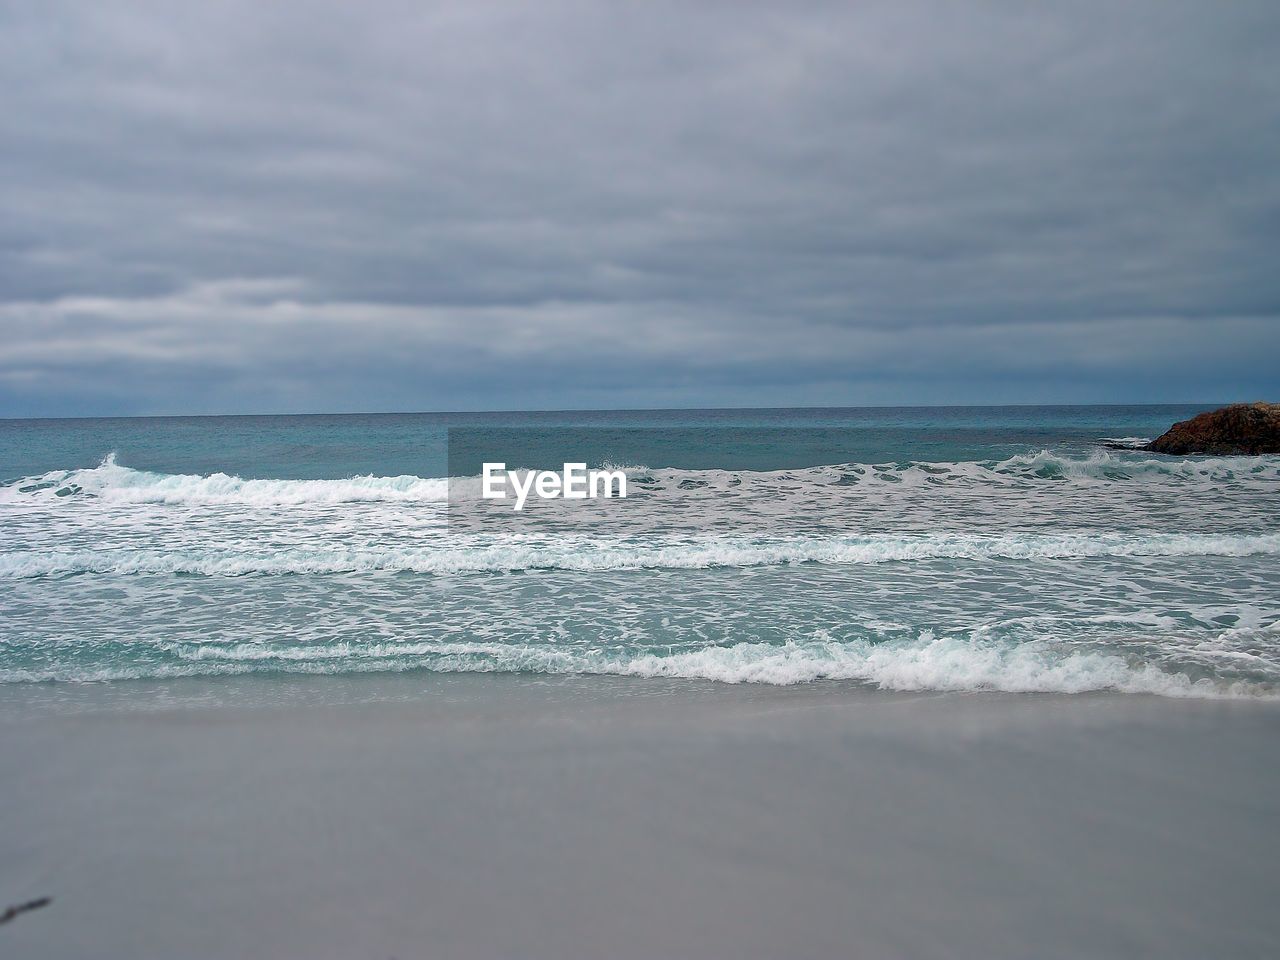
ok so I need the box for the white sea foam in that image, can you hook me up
[617,633,1261,697]
[2,531,1277,578]
[5,632,1269,698]
[0,453,450,506]
[4,450,1278,509]
[664,449,1280,487]
[4,449,1277,699]
[1097,436,1153,448]
[961,448,1277,484]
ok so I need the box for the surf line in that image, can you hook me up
[481,462,627,511]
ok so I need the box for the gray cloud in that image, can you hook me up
[2,0,1278,415]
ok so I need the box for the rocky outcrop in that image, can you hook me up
[1146,402,1280,455]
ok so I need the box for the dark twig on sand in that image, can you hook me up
[0,897,51,925]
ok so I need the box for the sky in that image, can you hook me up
[2,0,1279,417]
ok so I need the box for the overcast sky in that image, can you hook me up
[2,1,1278,416]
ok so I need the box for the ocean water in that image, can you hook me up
[2,405,1278,696]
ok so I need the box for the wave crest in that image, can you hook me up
[3,449,1278,508]
[1,453,449,506]
[4,632,1270,699]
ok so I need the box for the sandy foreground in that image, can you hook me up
[2,674,1278,959]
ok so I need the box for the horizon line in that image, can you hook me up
[0,400,1237,423]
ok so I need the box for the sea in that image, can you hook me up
[2,404,1278,697]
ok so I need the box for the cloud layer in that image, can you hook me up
[3,1,1279,414]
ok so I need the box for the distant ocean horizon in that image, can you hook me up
[2,404,1277,697]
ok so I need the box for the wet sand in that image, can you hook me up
[2,674,1278,959]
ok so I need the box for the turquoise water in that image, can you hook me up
[2,405,1278,694]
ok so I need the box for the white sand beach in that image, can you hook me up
[2,675,1278,959]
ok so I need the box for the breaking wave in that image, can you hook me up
[0,453,449,506]
[3,632,1273,699]
[3,449,1279,508]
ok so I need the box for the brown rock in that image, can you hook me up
[1146,402,1280,455]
